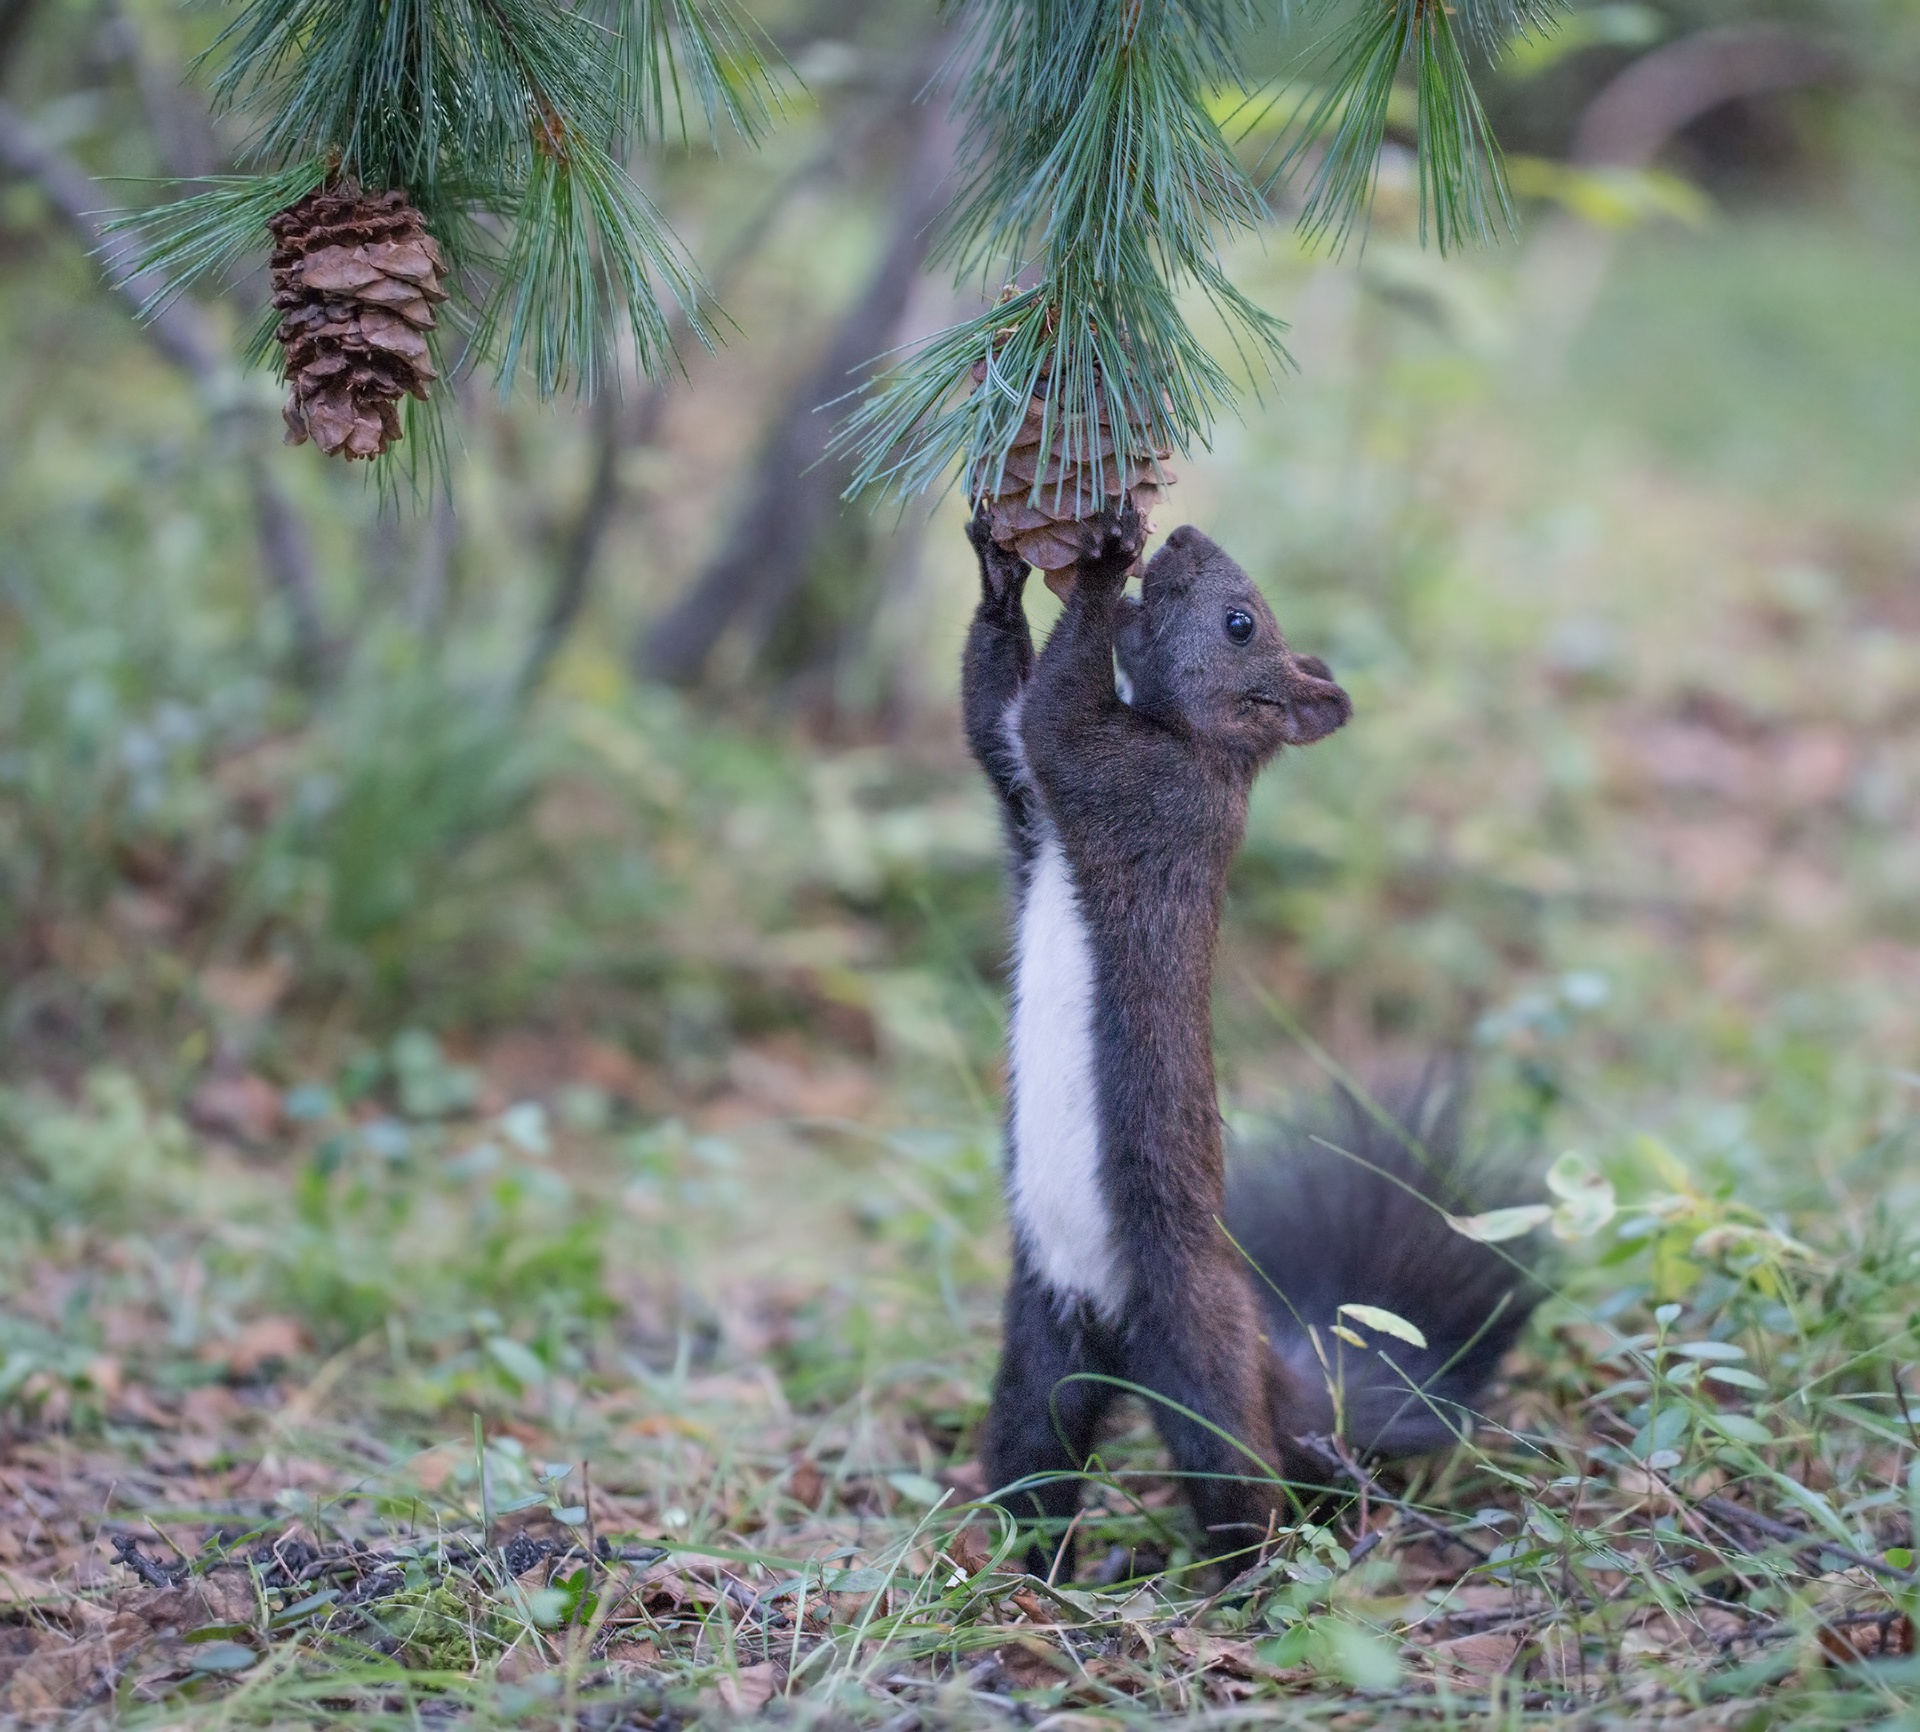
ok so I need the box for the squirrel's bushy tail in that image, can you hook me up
[1225,1069,1542,1462]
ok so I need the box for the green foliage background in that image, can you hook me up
[2,0,1920,1724]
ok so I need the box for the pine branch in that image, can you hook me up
[841,0,1285,510]
[842,0,1567,511]
[1272,0,1552,254]
[104,0,784,473]
[596,0,786,147]
[112,163,329,320]
[487,125,705,399]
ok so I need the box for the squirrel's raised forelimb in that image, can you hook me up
[961,504,1039,845]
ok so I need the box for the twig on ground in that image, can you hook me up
[110,1533,186,1589]
[1697,1495,1919,1587]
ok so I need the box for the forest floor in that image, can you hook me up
[2,1018,1917,1731]
[5,212,1920,1727]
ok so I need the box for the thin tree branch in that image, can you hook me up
[0,97,330,684]
[0,99,221,375]
[1696,1495,1919,1589]
[1518,24,1849,372]
[1570,24,1850,170]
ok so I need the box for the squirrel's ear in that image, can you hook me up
[1280,658,1353,746]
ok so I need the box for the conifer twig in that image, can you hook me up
[100,0,786,479]
[839,0,1567,510]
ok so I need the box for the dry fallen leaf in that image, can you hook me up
[1168,1627,1310,1684]
[1,1633,108,1719]
[943,1521,995,1580]
[786,1458,824,1511]
[1169,1628,1252,1672]
[1009,1587,1054,1623]
[0,1577,261,1718]
[199,1316,306,1380]
[716,1659,781,1712]
[179,1385,247,1433]
[1394,1536,1473,1593]
[996,1636,1072,1690]
[187,1071,284,1144]
[197,961,292,1020]
[940,1459,989,1502]
[1427,1630,1522,1681]
[0,1571,69,1609]
[1818,1614,1913,1663]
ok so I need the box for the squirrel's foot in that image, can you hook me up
[967,501,1030,605]
[1077,497,1147,592]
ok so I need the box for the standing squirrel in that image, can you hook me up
[962,499,1538,1566]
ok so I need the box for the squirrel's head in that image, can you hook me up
[1114,525,1352,764]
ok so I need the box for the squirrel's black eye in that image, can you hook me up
[1224,609,1256,645]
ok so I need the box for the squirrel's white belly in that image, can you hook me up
[1008,833,1126,1318]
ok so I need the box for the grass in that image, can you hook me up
[5,151,1920,1725]
[2,1040,1918,1727]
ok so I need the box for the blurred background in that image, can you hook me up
[1,0,1917,1419]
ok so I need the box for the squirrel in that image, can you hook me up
[961,498,1539,1567]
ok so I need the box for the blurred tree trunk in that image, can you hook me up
[638,89,959,691]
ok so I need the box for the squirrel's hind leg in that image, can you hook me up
[981,1261,1119,1574]
[1122,1276,1296,1567]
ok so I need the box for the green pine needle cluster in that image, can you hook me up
[842,0,1283,508]
[1274,0,1561,253]
[115,0,783,462]
[842,0,1565,508]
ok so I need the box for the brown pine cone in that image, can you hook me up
[968,361,1172,593]
[268,187,448,461]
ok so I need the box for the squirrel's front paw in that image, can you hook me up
[1080,497,1146,589]
[967,501,1030,603]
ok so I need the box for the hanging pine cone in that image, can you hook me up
[969,360,1172,594]
[268,187,448,461]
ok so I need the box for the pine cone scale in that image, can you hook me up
[297,247,386,293]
